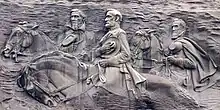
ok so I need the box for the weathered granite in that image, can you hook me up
[0,0,220,109]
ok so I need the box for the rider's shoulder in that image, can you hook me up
[117,28,126,34]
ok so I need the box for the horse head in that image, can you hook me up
[2,22,56,62]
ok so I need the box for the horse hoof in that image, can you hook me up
[44,96,58,107]
[47,100,57,107]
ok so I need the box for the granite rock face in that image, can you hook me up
[0,0,220,110]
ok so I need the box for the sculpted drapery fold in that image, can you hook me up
[162,18,220,92]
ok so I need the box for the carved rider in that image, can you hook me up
[163,18,220,91]
[57,9,91,61]
[89,9,147,98]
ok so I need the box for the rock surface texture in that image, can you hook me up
[0,0,220,110]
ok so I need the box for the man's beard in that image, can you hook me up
[71,21,82,30]
[172,30,184,40]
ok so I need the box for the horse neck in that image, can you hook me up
[29,31,56,52]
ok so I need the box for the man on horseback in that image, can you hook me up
[161,18,220,92]
[16,10,204,109]
[57,9,93,62]
[17,9,94,107]
[88,9,148,98]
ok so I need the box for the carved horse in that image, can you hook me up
[2,22,56,62]
[17,51,202,109]
[131,29,163,73]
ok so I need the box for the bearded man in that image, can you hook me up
[163,18,220,92]
[57,9,92,61]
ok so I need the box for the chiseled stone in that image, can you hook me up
[0,0,220,109]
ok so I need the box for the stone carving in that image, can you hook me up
[88,9,148,98]
[16,9,92,107]
[156,18,220,92]
[2,21,56,62]
[1,0,220,109]
[86,10,201,110]
[15,9,203,109]
[56,9,91,62]
[131,29,163,73]
[17,51,90,107]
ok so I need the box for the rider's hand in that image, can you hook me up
[99,59,110,68]
[163,56,176,64]
[167,56,176,63]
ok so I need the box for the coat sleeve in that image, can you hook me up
[172,57,196,69]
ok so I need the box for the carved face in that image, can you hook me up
[70,11,83,30]
[172,21,185,40]
[105,11,116,28]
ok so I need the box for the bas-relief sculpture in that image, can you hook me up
[56,9,92,62]
[2,21,56,62]
[2,21,36,62]
[1,6,220,109]
[16,9,94,107]
[151,18,220,92]
[131,29,163,73]
[87,9,149,99]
